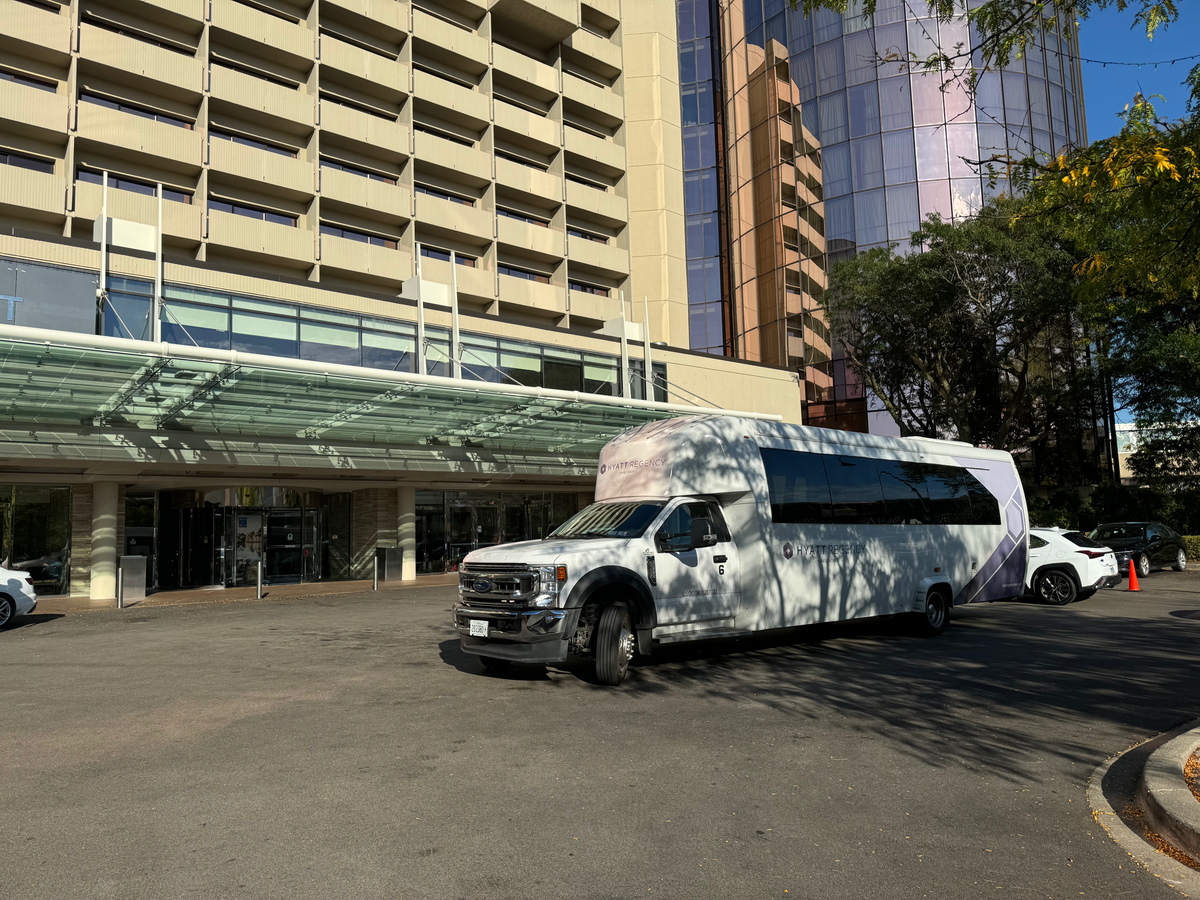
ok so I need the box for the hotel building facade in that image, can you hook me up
[0,0,798,599]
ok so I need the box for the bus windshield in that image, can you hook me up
[549,502,665,539]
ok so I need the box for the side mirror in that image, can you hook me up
[689,518,717,549]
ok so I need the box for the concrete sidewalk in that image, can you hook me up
[35,572,460,615]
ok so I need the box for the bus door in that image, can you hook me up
[651,500,740,624]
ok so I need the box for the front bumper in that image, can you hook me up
[453,603,581,664]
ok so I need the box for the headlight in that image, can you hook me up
[533,564,567,608]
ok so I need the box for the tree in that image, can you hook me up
[822,200,1101,476]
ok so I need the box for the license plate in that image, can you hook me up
[469,619,489,638]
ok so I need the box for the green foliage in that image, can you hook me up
[823,198,1097,468]
[1027,488,1098,530]
[1026,483,1200,533]
[1183,535,1200,560]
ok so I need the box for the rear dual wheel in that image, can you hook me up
[914,589,949,636]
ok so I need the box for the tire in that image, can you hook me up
[1173,549,1187,572]
[594,604,635,686]
[479,656,511,671]
[1035,570,1077,605]
[914,588,949,636]
[0,595,13,629]
[1136,553,1151,578]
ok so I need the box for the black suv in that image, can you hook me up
[1088,522,1187,578]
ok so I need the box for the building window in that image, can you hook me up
[567,227,608,244]
[211,129,297,158]
[499,264,550,284]
[497,207,549,228]
[495,149,549,172]
[415,183,475,206]
[565,172,608,191]
[0,68,56,92]
[413,122,475,147]
[80,92,192,129]
[319,158,397,185]
[208,199,297,227]
[419,245,476,267]
[0,150,53,175]
[77,169,192,204]
[320,223,397,249]
[569,280,609,297]
[320,94,396,121]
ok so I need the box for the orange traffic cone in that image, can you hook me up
[1128,559,1140,592]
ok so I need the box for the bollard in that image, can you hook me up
[373,556,379,591]
[256,560,263,600]
[117,568,124,610]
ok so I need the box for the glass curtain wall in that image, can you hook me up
[706,0,1086,432]
[0,485,72,594]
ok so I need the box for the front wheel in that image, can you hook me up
[914,589,948,636]
[1035,570,1077,605]
[1136,553,1151,578]
[594,605,635,685]
[1173,549,1187,572]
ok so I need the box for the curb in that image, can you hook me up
[1141,724,1200,862]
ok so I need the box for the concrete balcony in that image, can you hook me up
[563,73,623,127]
[208,137,314,199]
[415,192,493,241]
[489,0,577,48]
[1,0,71,60]
[210,0,311,67]
[320,102,409,160]
[74,178,200,242]
[80,23,203,97]
[320,235,411,284]
[568,235,628,275]
[412,70,489,131]
[206,209,314,267]
[568,288,620,323]
[323,0,408,39]
[319,166,411,220]
[320,35,409,100]
[0,165,64,218]
[497,216,563,259]
[564,127,624,177]
[0,78,68,139]
[412,8,489,71]
[563,30,621,78]
[417,257,495,302]
[493,102,559,153]
[142,0,205,20]
[495,157,562,206]
[497,273,566,316]
[565,179,626,227]
[492,44,558,97]
[582,0,618,20]
[210,65,314,131]
[76,101,202,169]
[413,131,491,183]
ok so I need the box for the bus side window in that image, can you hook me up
[964,472,1002,525]
[877,460,930,524]
[926,466,972,525]
[823,456,887,524]
[759,448,832,524]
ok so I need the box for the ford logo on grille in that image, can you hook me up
[473,580,492,593]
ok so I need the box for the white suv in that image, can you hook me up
[1025,528,1119,604]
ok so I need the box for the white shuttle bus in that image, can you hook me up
[453,415,1028,685]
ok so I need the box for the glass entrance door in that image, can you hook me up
[265,509,303,583]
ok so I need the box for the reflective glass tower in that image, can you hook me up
[678,0,1088,431]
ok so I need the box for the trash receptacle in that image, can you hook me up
[375,547,403,585]
[118,555,147,605]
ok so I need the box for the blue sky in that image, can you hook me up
[1076,2,1199,138]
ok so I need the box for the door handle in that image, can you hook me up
[713,555,727,563]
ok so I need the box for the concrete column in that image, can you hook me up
[89,482,119,601]
[398,486,416,582]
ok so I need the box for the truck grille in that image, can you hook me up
[458,565,538,605]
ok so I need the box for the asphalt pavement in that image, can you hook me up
[2,571,1199,899]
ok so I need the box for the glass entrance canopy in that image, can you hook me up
[0,327,779,469]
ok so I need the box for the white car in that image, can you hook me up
[0,566,39,629]
[1026,528,1119,605]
